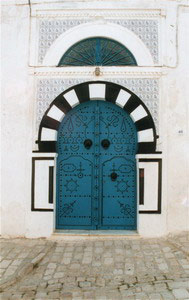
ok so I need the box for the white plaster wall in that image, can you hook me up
[25,213,54,238]
[1,4,32,237]
[166,7,189,234]
[1,2,55,239]
[138,215,166,237]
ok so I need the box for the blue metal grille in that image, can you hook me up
[58,37,137,66]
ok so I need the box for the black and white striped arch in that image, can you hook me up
[38,81,157,153]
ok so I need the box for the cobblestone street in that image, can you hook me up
[0,232,189,299]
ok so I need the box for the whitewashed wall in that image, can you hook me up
[1,3,32,237]
[1,0,189,238]
[166,7,189,234]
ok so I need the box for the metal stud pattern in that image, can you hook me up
[56,101,137,230]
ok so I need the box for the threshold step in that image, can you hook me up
[50,230,139,240]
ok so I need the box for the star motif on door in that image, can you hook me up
[115,180,130,194]
[64,179,79,193]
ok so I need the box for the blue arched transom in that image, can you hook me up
[58,37,137,66]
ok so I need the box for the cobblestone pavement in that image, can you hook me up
[0,239,54,292]
[0,232,188,299]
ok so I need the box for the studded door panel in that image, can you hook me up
[56,103,96,229]
[98,101,137,229]
[56,100,137,230]
[58,156,93,226]
[102,158,136,229]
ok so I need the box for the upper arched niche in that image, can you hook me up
[42,22,154,66]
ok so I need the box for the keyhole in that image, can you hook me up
[111,172,118,181]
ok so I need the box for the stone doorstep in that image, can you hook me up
[51,230,139,240]
[0,243,55,292]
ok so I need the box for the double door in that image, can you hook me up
[56,100,137,230]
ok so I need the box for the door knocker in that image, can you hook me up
[101,139,110,149]
[84,139,93,149]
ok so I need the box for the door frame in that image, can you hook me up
[36,81,157,232]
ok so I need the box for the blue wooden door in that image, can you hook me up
[56,101,137,230]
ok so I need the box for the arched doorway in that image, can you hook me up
[56,100,138,230]
[37,81,158,230]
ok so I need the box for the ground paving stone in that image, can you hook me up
[172,288,189,299]
[0,232,189,299]
[0,238,54,292]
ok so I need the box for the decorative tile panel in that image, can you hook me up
[36,78,159,132]
[38,19,89,63]
[38,19,159,64]
[110,19,158,64]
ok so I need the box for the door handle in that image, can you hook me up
[110,172,118,181]
[84,139,93,149]
[101,139,110,149]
